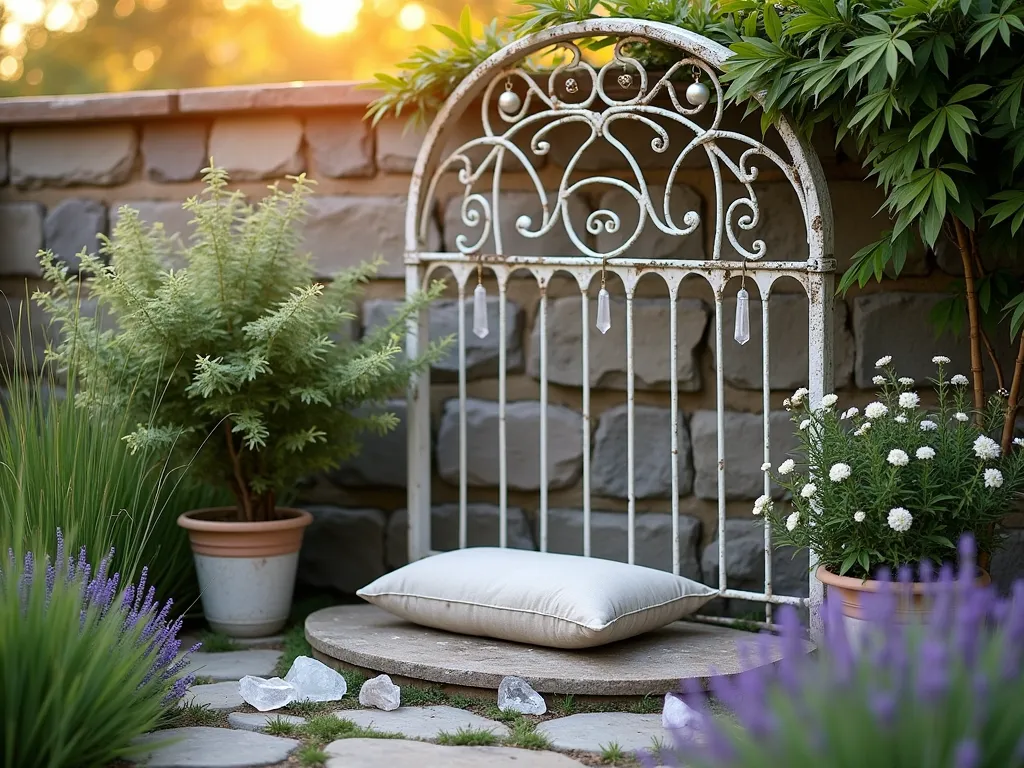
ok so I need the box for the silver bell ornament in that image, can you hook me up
[498,88,521,115]
[685,80,710,107]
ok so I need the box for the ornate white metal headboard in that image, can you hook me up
[403,18,835,638]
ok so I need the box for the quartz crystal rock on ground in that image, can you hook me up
[284,655,348,702]
[130,727,299,767]
[359,673,401,711]
[324,738,587,767]
[179,681,245,711]
[662,692,704,739]
[227,712,307,733]
[336,705,510,741]
[497,675,546,715]
[239,675,297,712]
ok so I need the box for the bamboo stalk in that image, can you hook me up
[1000,334,1024,455]
[953,218,986,422]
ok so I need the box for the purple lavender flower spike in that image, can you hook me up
[914,638,948,701]
[869,690,897,726]
[958,533,976,581]
[636,750,659,768]
[953,738,981,768]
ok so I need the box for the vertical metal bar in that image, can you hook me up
[498,276,508,549]
[761,288,773,625]
[406,263,432,562]
[539,284,549,553]
[458,282,468,550]
[626,288,636,565]
[807,270,835,644]
[714,288,726,592]
[670,287,680,576]
[581,287,592,558]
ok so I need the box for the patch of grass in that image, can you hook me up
[191,676,215,686]
[552,694,579,716]
[159,703,224,729]
[286,699,334,718]
[342,668,368,692]
[502,718,552,750]
[198,630,240,653]
[481,704,522,723]
[628,694,660,714]
[274,624,312,677]
[599,742,641,765]
[299,715,403,745]
[436,727,500,746]
[446,692,477,709]
[296,744,329,767]
[402,685,450,706]
[264,717,300,737]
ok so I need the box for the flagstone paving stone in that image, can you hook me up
[226,712,306,733]
[184,650,283,682]
[333,705,510,740]
[178,682,244,711]
[323,738,588,767]
[536,712,667,754]
[130,726,299,767]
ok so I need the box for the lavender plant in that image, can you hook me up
[0,531,199,768]
[760,356,1024,579]
[644,537,1024,768]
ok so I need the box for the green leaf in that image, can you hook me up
[839,551,858,576]
[763,3,783,43]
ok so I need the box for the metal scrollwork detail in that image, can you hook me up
[418,35,812,262]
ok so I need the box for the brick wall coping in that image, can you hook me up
[0,80,384,126]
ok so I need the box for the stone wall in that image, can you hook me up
[0,81,1020,605]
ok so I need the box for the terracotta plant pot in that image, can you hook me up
[816,565,992,621]
[178,507,313,638]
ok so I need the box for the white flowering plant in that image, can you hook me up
[758,357,1024,579]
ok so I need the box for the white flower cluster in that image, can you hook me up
[974,435,1000,461]
[841,407,859,420]
[894,415,908,424]
[872,375,885,386]
[876,355,892,367]
[951,374,969,386]
[898,376,915,386]
[932,355,951,365]
[820,393,839,408]
[955,412,970,422]
[916,446,935,460]
[786,511,800,531]
[920,420,938,431]
[888,507,913,532]
[854,422,872,437]
[799,419,811,431]
[854,510,866,523]
[800,483,817,499]
[791,387,810,406]
[1015,438,1024,447]
[865,402,888,419]
[887,449,909,467]
[829,462,852,482]
[752,494,771,515]
[984,468,1004,489]
[898,392,919,409]
[778,459,796,475]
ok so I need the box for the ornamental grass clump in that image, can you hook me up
[0,531,198,768]
[35,166,447,523]
[642,536,1024,768]
[759,357,1024,578]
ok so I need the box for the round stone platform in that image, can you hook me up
[306,605,797,697]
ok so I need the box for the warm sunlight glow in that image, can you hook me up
[114,0,136,18]
[0,55,21,80]
[298,0,362,37]
[132,46,159,72]
[5,0,46,26]
[397,2,425,31]
[43,1,76,32]
[0,23,25,48]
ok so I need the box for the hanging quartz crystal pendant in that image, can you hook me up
[734,287,750,345]
[596,287,611,335]
[473,282,489,339]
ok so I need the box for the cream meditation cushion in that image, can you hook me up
[356,547,717,649]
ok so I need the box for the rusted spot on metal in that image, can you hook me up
[811,215,823,232]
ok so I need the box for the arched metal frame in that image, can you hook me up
[403,19,835,639]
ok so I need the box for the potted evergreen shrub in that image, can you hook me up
[36,167,446,637]
[758,356,1024,628]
